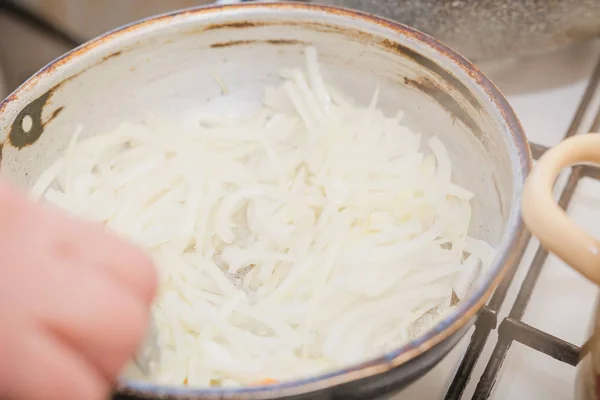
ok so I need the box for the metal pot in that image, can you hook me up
[0,3,531,399]
[317,0,600,61]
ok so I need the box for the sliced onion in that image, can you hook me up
[33,46,495,387]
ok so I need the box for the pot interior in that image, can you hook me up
[0,3,525,393]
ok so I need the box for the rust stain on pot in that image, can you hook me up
[44,106,64,127]
[4,76,76,149]
[0,94,17,116]
[204,21,261,31]
[266,39,306,45]
[1,47,125,149]
[211,39,307,48]
[211,40,253,48]
[7,79,69,149]
[404,76,483,139]
[383,39,481,111]
[450,291,460,306]
[9,91,51,148]
[101,50,122,63]
[0,143,3,167]
[493,176,505,222]
[196,16,484,119]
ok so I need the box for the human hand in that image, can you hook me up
[0,179,157,400]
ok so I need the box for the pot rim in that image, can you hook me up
[0,2,532,398]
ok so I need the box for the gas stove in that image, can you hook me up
[399,39,600,400]
[1,2,600,399]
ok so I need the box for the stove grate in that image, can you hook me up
[450,56,600,400]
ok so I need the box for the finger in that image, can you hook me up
[38,263,150,381]
[0,327,107,400]
[47,209,158,306]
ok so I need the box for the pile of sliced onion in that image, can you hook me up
[33,47,496,387]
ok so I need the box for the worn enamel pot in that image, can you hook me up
[0,3,530,399]
[522,134,600,400]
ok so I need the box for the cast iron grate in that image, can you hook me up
[1,1,599,398]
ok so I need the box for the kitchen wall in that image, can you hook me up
[0,63,6,99]
[0,9,73,92]
[16,0,213,38]
[0,0,212,93]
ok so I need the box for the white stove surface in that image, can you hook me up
[395,39,600,400]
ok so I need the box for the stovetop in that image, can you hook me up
[399,39,600,400]
[1,2,600,399]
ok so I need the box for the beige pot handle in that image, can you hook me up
[522,133,600,285]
